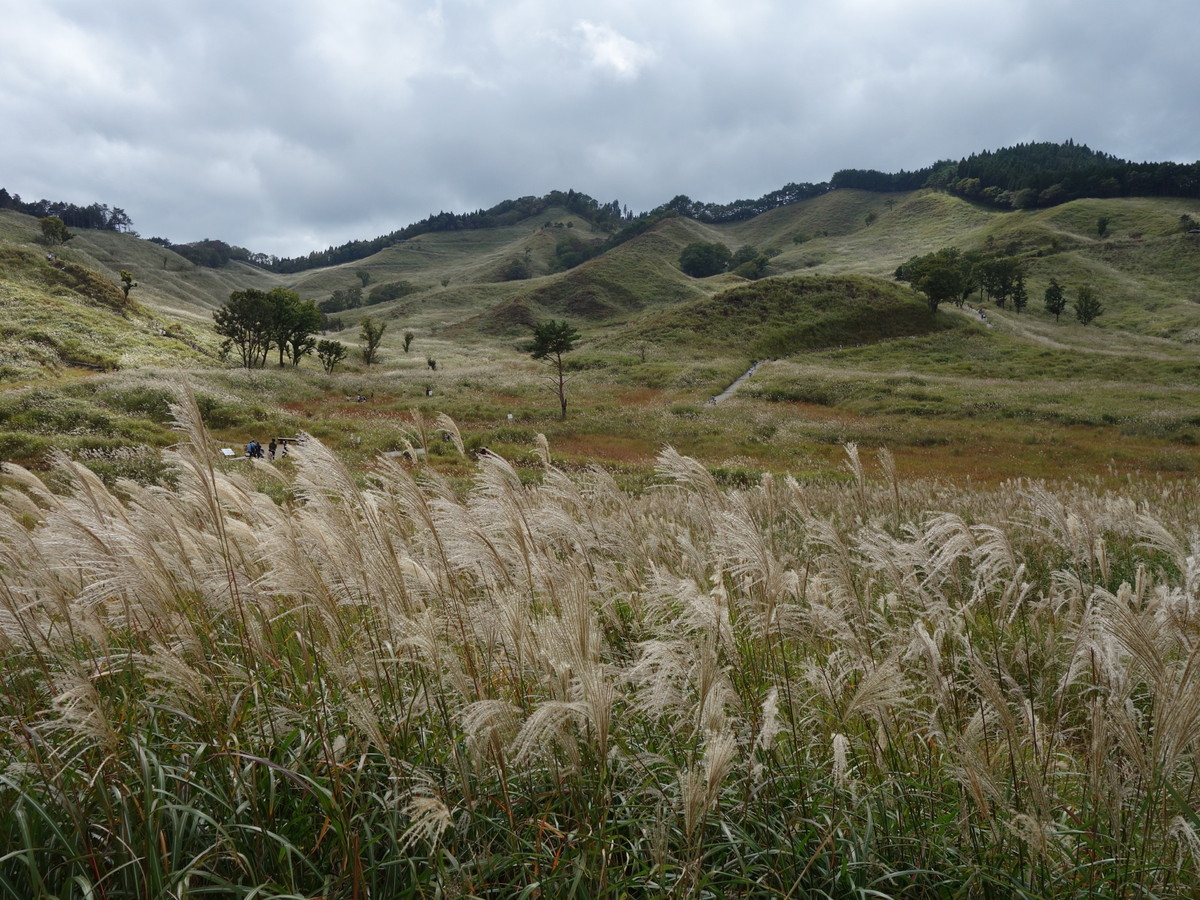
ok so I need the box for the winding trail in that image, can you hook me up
[707,362,760,405]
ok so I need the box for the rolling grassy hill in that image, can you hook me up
[2,187,1200,482]
[0,239,215,380]
[610,274,952,358]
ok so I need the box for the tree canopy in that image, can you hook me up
[679,242,732,278]
[39,216,74,246]
[214,288,322,369]
[1074,286,1103,326]
[894,248,972,313]
[359,317,387,365]
[316,339,347,375]
[214,289,275,369]
[1044,278,1066,322]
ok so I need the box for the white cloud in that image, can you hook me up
[574,21,656,80]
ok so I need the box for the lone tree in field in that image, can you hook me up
[1073,285,1103,325]
[1044,277,1066,322]
[403,331,414,353]
[119,270,137,300]
[679,241,732,278]
[978,256,1025,308]
[316,339,347,375]
[359,317,386,365]
[527,319,580,420]
[39,216,74,246]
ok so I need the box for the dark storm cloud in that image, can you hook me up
[1,0,1196,257]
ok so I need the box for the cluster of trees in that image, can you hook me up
[316,318,408,374]
[660,182,831,224]
[549,233,602,272]
[214,291,417,374]
[679,242,775,279]
[320,286,364,313]
[213,288,322,369]
[147,237,269,269]
[0,188,133,232]
[547,208,687,272]
[1042,278,1103,325]
[318,280,418,314]
[897,248,1103,324]
[497,257,533,282]
[896,250,1035,313]
[835,140,1200,209]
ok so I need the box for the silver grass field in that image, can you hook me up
[2,387,1200,898]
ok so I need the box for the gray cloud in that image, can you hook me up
[1,0,1196,256]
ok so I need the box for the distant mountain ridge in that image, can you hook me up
[5,140,1199,276]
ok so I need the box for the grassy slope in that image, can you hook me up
[472,215,716,333]
[615,274,951,358]
[0,211,282,323]
[0,242,215,381]
[3,191,1200,482]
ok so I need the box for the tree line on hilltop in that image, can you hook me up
[266,141,1199,275]
[146,236,272,269]
[0,188,133,233]
[833,140,1200,209]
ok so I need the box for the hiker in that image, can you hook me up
[268,439,277,461]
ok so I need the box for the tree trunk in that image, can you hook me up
[556,354,567,420]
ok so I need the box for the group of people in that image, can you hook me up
[245,439,285,461]
[966,304,992,327]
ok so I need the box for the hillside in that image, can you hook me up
[3,183,1200,483]
[0,235,215,381]
[9,187,1199,346]
[611,275,951,359]
[0,209,279,324]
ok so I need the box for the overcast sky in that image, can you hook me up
[2,0,1197,258]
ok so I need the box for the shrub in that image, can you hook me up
[679,241,731,277]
